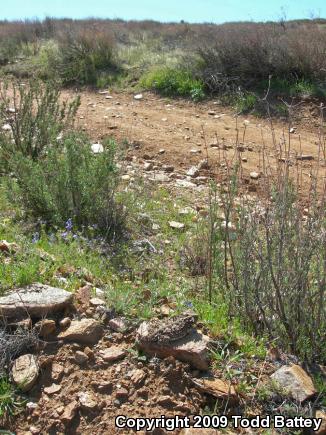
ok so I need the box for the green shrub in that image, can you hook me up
[33,40,61,79]
[7,133,127,241]
[0,80,80,168]
[56,29,118,86]
[235,92,257,113]
[141,67,205,100]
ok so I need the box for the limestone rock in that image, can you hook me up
[271,364,316,402]
[137,324,210,370]
[0,283,73,319]
[144,161,153,171]
[12,354,39,392]
[149,171,170,183]
[58,319,103,345]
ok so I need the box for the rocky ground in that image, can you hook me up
[0,281,325,435]
[1,89,325,435]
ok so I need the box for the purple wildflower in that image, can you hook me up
[65,218,73,232]
[61,231,68,240]
[32,232,40,243]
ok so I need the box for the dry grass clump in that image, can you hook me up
[0,327,39,376]
[203,108,326,362]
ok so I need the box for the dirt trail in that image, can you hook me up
[64,89,326,192]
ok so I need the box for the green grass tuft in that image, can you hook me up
[140,67,205,101]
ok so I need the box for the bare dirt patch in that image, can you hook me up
[65,90,326,196]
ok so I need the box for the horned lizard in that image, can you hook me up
[140,313,198,345]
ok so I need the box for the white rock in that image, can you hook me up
[134,94,143,100]
[89,297,105,307]
[175,179,196,188]
[250,171,260,180]
[95,288,105,298]
[91,143,104,154]
[186,166,200,178]
[169,221,185,230]
[78,392,97,411]
[144,162,153,171]
[2,123,12,132]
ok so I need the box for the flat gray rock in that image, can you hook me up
[0,283,73,319]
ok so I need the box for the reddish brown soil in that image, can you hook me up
[65,90,326,195]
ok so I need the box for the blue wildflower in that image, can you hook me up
[65,218,73,232]
[32,232,40,243]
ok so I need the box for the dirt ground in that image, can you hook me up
[64,89,326,195]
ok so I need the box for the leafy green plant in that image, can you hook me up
[141,67,205,100]
[235,92,257,113]
[0,80,80,166]
[0,377,24,421]
[6,133,127,241]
